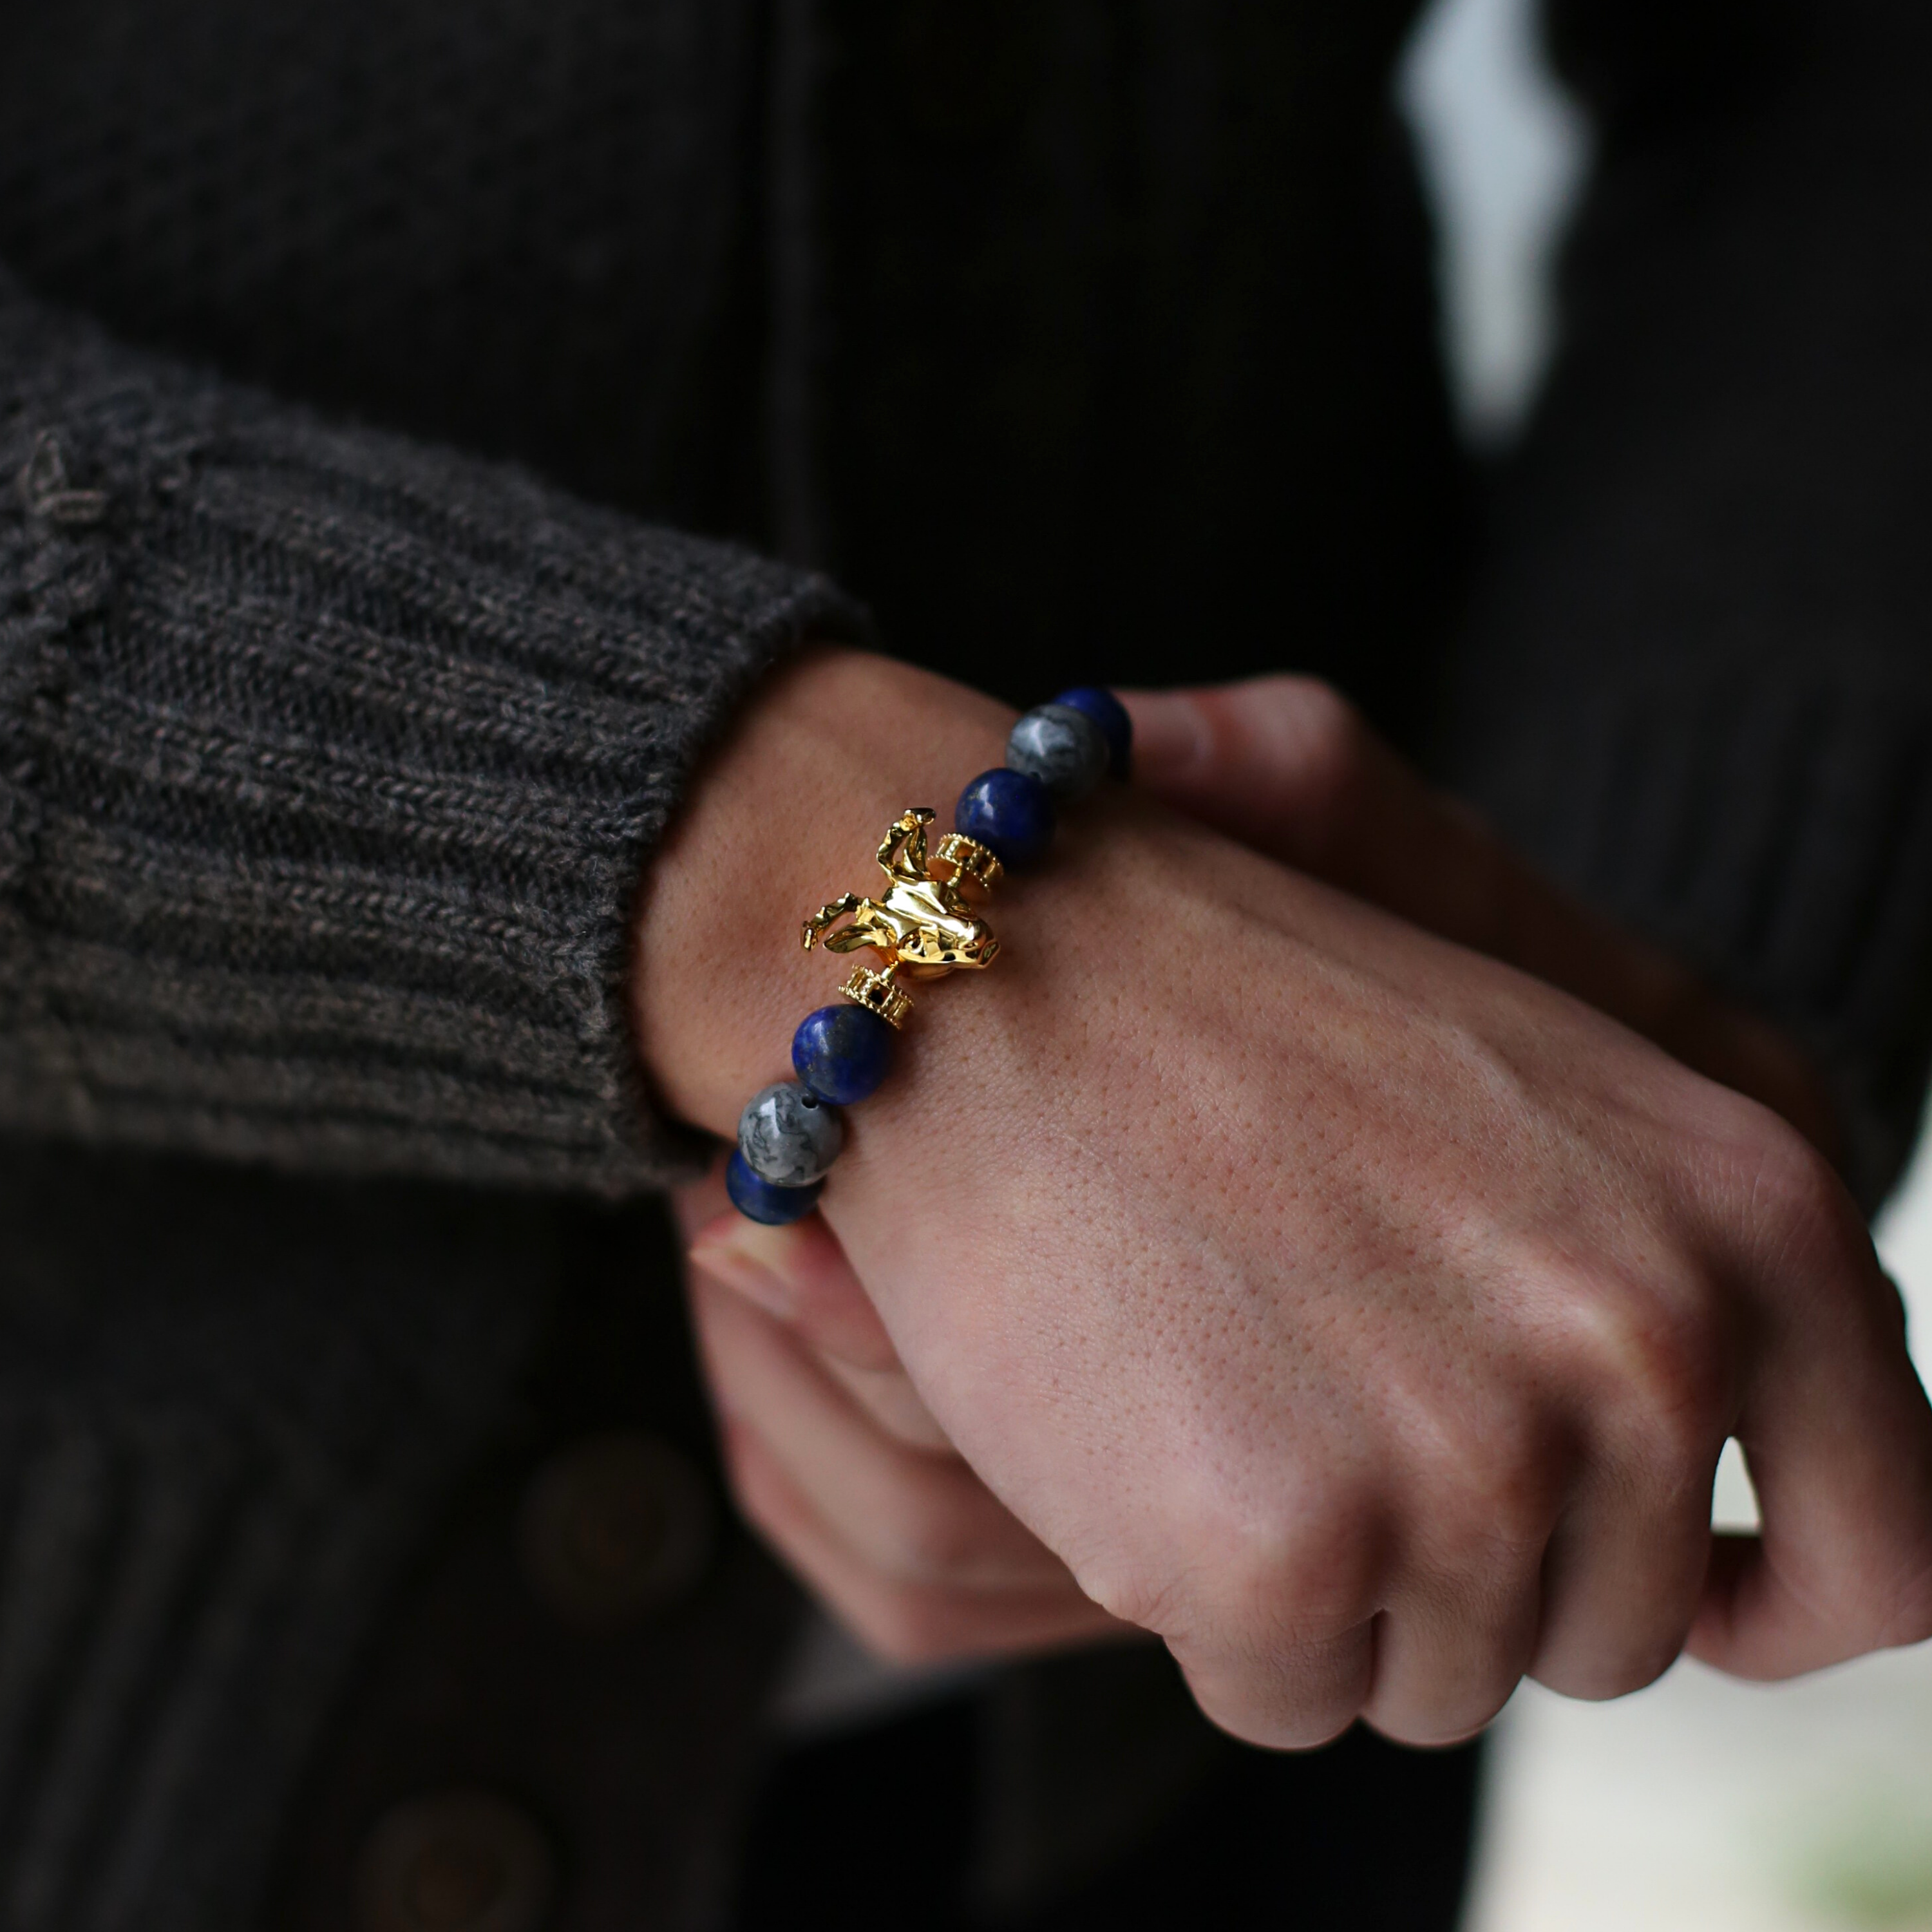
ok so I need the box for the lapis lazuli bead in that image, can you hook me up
[956,768,1056,868]
[726,1149,822,1225]
[1052,687,1132,779]
[793,1003,895,1106]
[739,1080,845,1186]
[1007,703,1110,801]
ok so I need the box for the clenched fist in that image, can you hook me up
[639,651,1932,1748]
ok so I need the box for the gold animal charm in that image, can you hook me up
[802,810,1002,1028]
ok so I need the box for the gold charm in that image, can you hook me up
[840,966,915,1029]
[802,810,1001,1028]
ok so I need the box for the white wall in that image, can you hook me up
[1397,0,1590,444]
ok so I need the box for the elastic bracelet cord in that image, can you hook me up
[726,687,1133,1224]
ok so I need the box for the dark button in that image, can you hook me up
[354,1790,554,1932]
[516,1432,713,1631]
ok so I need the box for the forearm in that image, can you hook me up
[0,269,862,1189]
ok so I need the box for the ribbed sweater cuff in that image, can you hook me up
[0,278,867,1193]
[1444,665,1932,1209]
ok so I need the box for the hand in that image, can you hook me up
[1122,676,1838,1155]
[678,672,1846,1671]
[676,1161,1128,1663]
[639,650,1932,1746]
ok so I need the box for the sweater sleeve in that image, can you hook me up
[1438,0,1932,1207]
[0,269,867,1194]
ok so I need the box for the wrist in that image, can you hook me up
[631,648,1014,1136]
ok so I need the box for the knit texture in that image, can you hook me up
[0,0,774,534]
[0,1139,552,1932]
[0,274,865,1193]
[1442,0,1932,1202]
[0,0,1930,1924]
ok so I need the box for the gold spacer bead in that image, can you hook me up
[840,967,913,1030]
[934,833,1003,894]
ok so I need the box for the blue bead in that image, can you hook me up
[955,768,1056,869]
[793,1003,895,1106]
[1052,687,1132,779]
[726,1150,822,1225]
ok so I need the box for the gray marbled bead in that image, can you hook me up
[738,1081,845,1187]
[1005,703,1110,801]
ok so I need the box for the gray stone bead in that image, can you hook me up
[738,1081,845,1187]
[1005,703,1111,801]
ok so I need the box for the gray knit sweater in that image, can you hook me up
[1,0,1931,1924]
[0,283,860,1192]
[0,265,861,1927]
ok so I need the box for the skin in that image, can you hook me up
[636,649,1932,1749]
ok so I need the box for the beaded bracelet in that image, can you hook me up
[725,686,1133,1224]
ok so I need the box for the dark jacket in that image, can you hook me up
[0,0,1929,1925]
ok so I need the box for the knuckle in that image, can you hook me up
[1739,1128,1861,1274]
[1558,1269,1732,1459]
[1217,1488,1390,1638]
[1171,1624,1373,1750]
[1236,1512,1381,1638]
[1540,1648,1678,1705]
[1074,1477,1391,1649]
[1374,1683,1517,1750]
[1542,1609,1691,1701]
[1632,1305,1730,1449]
[1190,1675,1361,1752]
[1432,1414,1566,1557]
[1370,1354,1562,1557]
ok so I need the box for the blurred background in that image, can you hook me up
[1400,1,1932,1924]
